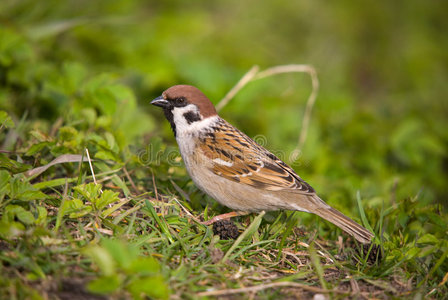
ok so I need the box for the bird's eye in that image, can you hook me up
[175,97,186,105]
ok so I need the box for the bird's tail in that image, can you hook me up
[311,197,374,244]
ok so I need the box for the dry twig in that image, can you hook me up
[196,281,343,297]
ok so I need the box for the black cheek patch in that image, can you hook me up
[183,111,201,124]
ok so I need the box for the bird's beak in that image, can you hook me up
[151,96,170,108]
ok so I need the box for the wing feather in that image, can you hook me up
[198,119,315,194]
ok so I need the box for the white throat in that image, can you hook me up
[172,104,219,137]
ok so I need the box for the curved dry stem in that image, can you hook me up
[216,65,260,111]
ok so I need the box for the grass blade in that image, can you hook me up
[309,242,327,290]
[145,199,174,244]
[221,211,265,262]
[356,191,374,233]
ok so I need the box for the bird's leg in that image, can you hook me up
[200,211,249,226]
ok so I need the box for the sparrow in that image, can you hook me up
[151,85,374,244]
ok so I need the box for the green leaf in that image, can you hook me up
[0,154,31,174]
[4,175,46,201]
[427,212,447,228]
[104,132,117,152]
[35,206,47,225]
[29,130,51,143]
[74,183,102,202]
[84,74,118,115]
[68,199,92,218]
[16,190,48,201]
[404,247,421,259]
[95,149,119,162]
[33,177,78,190]
[417,233,439,245]
[25,141,54,156]
[0,220,26,238]
[96,162,130,197]
[4,205,34,225]
[0,170,11,200]
[15,208,35,225]
[81,108,97,126]
[58,126,79,142]
[87,275,121,295]
[397,211,409,228]
[127,257,160,275]
[95,190,119,210]
[102,198,131,218]
[83,244,116,276]
[62,61,87,93]
[0,110,15,128]
[127,276,169,300]
[101,238,137,270]
[0,27,32,66]
[9,175,47,201]
[418,245,437,258]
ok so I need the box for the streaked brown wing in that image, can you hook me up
[198,120,315,194]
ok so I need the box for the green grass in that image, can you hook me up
[1,1,448,298]
[0,114,446,298]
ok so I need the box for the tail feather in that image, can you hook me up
[312,203,374,244]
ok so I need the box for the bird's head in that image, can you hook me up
[151,85,218,136]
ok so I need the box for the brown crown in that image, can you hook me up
[162,85,217,118]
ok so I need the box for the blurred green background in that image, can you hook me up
[1,0,447,210]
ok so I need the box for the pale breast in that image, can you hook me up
[178,145,285,212]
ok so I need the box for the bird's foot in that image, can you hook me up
[200,211,249,226]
